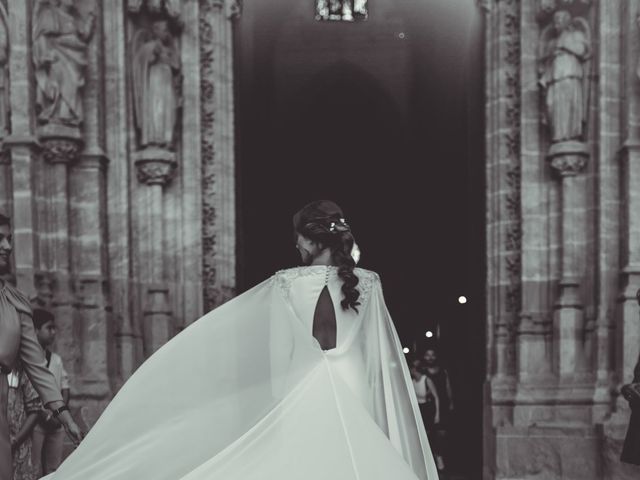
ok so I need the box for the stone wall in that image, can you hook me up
[0,0,238,430]
[484,0,640,478]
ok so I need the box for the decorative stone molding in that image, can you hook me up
[133,148,177,186]
[227,0,242,19]
[78,147,109,171]
[503,0,522,318]
[548,140,589,176]
[550,154,588,176]
[41,138,82,165]
[199,0,217,311]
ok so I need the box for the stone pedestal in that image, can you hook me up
[495,425,602,480]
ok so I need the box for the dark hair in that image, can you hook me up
[293,200,360,312]
[0,214,9,227]
[424,347,439,357]
[33,308,55,330]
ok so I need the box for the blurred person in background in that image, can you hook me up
[423,347,454,473]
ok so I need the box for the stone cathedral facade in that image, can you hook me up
[2,0,640,478]
[0,0,238,429]
[484,0,640,478]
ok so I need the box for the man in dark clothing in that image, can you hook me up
[621,287,640,465]
[423,347,454,472]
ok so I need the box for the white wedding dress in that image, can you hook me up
[47,266,438,479]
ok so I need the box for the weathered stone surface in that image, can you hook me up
[1,0,236,435]
[485,0,640,478]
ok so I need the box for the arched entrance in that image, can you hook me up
[236,1,484,476]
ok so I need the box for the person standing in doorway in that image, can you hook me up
[423,347,454,473]
[410,358,439,433]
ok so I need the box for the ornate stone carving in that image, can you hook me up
[503,0,522,317]
[538,5,591,147]
[131,19,181,150]
[41,137,82,164]
[227,0,242,20]
[133,148,176,186]
[550,152,588,176]
[32,0,96,127]
[199,0,218,311]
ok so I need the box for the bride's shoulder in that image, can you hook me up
[273,265,322,278]
[354,267,380,283]
[273,266,379,280]
[272,266,323,286]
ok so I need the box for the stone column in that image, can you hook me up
[134,152,175,354]
[618,3,640,407]
[69,0,112,425]
[4,1,39,296]
[104,0,138,386]
[549,142,590,385]
[38,134,82,377]
[592,0,622,421]
[201,0,240,312]
[127,2,182,355]
[515,1,554,404]
[485,1,520,432]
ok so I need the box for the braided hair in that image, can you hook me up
[293,200,360,312]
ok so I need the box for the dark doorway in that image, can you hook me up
[235,1,484,477]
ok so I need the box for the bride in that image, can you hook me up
[47,200,438,479]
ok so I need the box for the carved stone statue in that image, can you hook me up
[131,19,181,150]
[32,0,95,127]
[538,9,591,144]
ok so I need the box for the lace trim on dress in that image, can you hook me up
[274,266,379,309]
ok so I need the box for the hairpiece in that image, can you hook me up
[329,218,350,233]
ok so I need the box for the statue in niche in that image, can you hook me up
[32,0,96,127]
[538,9,591,144]
[131,19,181,150]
